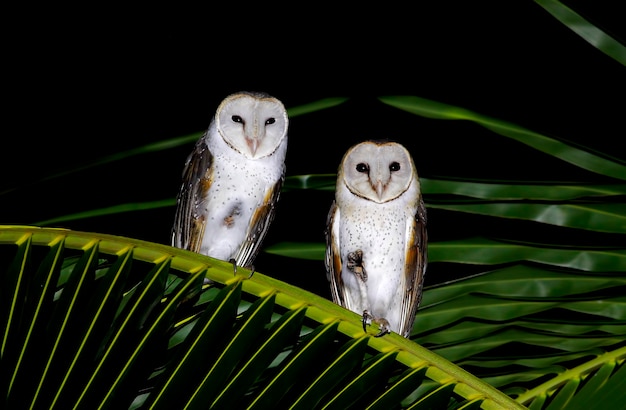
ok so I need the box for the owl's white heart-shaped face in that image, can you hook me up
[341,141,416,203]
[216,92,288,159]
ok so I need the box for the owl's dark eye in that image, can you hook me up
[356,163,369,173]
[231,115,243,123]
[389,162,401,172]
[265,117,276,125]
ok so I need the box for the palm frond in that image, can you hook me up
[378,95,626,180]
[534,0,626,66]
[0,225,522,409]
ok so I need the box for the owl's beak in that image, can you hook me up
[375,180,384,200]
[246,137,259,156]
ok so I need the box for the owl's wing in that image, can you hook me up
[325,201,346,307]
[232,167,285,269]
[400,196,428,338]
[171,135,213,253]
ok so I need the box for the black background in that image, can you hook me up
[3,2,624,297]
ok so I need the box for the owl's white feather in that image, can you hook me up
[325,140,427,338]
[172,91,288,269]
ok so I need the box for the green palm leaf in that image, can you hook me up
[181,293,277,407]
[0,225,523,409]
[378,95,626,181]
[421,179,626,201]
[412,262,626,408]
[427,238,626,271]
[535,0,626,65]
[428,203,626,234]
[266,237,626,272]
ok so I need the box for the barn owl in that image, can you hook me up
[325,140,427,338]
[172,91,288,272]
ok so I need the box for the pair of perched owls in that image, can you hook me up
[171,91,427,339]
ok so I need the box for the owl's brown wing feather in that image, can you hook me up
[171,135,213,253]
[233,168,285,269]
[400,196,428,338]
[325,201,347,307]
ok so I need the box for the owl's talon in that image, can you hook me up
[230,259,255,279]
[362,310,373,332]
[229,258,238,276]
[362,310,390,337]
[373,318,391,337]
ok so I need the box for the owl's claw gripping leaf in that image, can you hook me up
[362,310,390,337]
